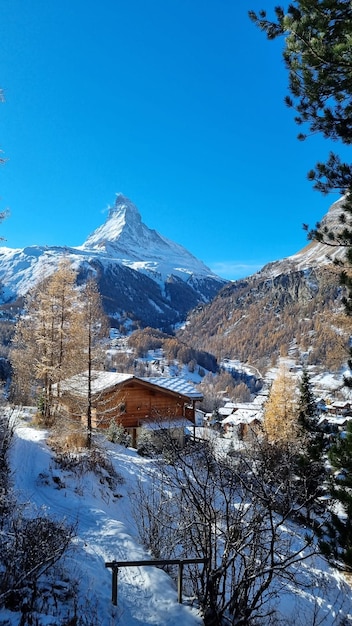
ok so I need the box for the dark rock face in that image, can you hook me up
[79,259,225,330]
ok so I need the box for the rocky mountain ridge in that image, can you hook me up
[177,197,350,374]
[259,195,346,279]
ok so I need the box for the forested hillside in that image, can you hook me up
[178,265,348,375]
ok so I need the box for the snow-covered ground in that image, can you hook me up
[3,416,203,626]
[2,412,352,625]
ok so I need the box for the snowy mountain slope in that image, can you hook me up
[0,195,226,329]
[259,196,347,279]
[5,415,352,625]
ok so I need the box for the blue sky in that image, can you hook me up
[0,1,344,279]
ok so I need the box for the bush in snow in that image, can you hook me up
[0,507,75,613]
[106,419,131,447]
[0,410,15,521]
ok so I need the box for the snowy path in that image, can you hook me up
[9,423,203,626]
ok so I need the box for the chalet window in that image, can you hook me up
[118,402,126,413]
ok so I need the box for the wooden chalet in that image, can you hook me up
[55,371,203,447]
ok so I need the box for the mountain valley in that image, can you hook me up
[0,194,350,391]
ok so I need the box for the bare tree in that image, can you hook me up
[76,278,108,447]
[131,436,330,625]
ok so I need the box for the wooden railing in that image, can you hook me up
[105,557,207,606]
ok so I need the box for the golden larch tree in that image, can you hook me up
[263,364,299,445]
[11,259,83,420]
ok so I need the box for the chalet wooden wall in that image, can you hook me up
[58,379,194,431]
[93,381,186,428]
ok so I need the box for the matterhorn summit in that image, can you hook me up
[0,194,226,329]
[80,194,215,279]
[81,194,149,254]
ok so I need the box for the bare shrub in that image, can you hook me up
[0,410,15,520]
[0,508,75,613]
[51,439,124,495]
[48,418,89,453]
[64,432,88,451]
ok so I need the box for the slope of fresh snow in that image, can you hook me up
[5,418,203,626]
[3,413,352,625]
[0,246,85,300]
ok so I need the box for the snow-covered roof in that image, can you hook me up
[219,401,266,416]
[232,403,259,411]
[221,409,262,426]
[59,371,133,396]
[318,415,352,427]
[58,370,203,400]
[142,376,203,400]
[331,401,351,409]
[223,402,236,409]
[218,406,234,417]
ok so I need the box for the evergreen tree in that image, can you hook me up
[297,367,324,455]
[298,368,317,431]
[295,368,326,517]
[249,1,352,194]
[249,1,352,371]
[321,421,352,570]
[250,4,352,550]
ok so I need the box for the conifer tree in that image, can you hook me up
[249,1,352,367]
[295,368,326,515]
[249,2,352,564]
[298,368,318,431]
[322,421,352,570]
[297,368,324,459]
[249,1,352,194]
[11,267,109,442]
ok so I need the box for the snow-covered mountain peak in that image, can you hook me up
[81,194,145,253]
[258,196,348,279]
[79,195,217,280]
[108,193,140,219]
